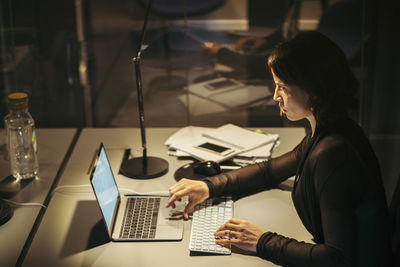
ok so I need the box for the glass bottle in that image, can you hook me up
[4,92,39,180]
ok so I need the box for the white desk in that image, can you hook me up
[0,129,77,267]
[23,127,312,267]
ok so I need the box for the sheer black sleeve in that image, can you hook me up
[255,137,391,266]
[202,136,308,198]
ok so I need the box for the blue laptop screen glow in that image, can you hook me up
[91,147,119,230]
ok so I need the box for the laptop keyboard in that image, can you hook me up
[120,197,160,239]
[189,197,233,254]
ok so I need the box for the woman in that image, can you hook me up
[166,31,392,266]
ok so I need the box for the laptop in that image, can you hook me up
[89,143,184,241]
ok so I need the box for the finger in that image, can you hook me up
[227,230,240,239]
[166,195,183,208]
[216,223,229,232]
[218,218,243,229]
[167,185,191,205]
[165,200,176,209]
[166,193,182,208]
[215,238,230,246]
[216,229,241,240]
[183,208,190,220]
[169,178,191,191]
[168,180,182,190]
[165,195,176,208]
[218,220,237,230]
[226,218,243,225]
[215,238,236,249]
[217,222,242,232]
[171,197,181,202]
[168,182,186,194]
[216,238,241,246]
[183,199,198,219]
[214,229,230,239]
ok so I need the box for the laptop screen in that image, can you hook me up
[90,144,120,230]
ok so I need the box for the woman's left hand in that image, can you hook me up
[215,218,265,254]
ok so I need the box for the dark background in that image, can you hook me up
[0,0,399,202]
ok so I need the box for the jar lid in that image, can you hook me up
[7,92,28,110]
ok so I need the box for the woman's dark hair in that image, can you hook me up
[267,31,358,125]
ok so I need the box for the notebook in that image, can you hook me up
[89,143,184,241]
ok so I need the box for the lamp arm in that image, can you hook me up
[133,52,147,161]
[134,0,153,161]
[120,0,168,179]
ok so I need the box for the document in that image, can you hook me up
[202,123,278,151]
[165,124,279,163]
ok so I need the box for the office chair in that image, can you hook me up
[137,0,225,91]
[389,173,400,266]
[317,0,364,62]
[139,0,225,17]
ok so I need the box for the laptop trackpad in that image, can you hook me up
[155,197,184,240]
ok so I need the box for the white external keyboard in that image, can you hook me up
[189,196,233,255]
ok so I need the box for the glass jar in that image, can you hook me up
[4,92,39,180]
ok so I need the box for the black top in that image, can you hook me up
[203,118,391,266]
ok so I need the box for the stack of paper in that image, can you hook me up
[165,124,279,164]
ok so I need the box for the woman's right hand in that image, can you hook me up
[166,178,210,219]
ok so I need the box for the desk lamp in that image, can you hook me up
[120,0,168,179]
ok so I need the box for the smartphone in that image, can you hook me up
[195,142,234,156]
[204,79,242,91]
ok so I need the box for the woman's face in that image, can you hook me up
[272,70,313,121]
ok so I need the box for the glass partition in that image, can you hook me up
[0,0,374,129]
[0,0,85,127]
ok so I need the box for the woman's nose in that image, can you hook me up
[273,87,280,101]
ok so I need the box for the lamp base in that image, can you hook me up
[120,156,168,179]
